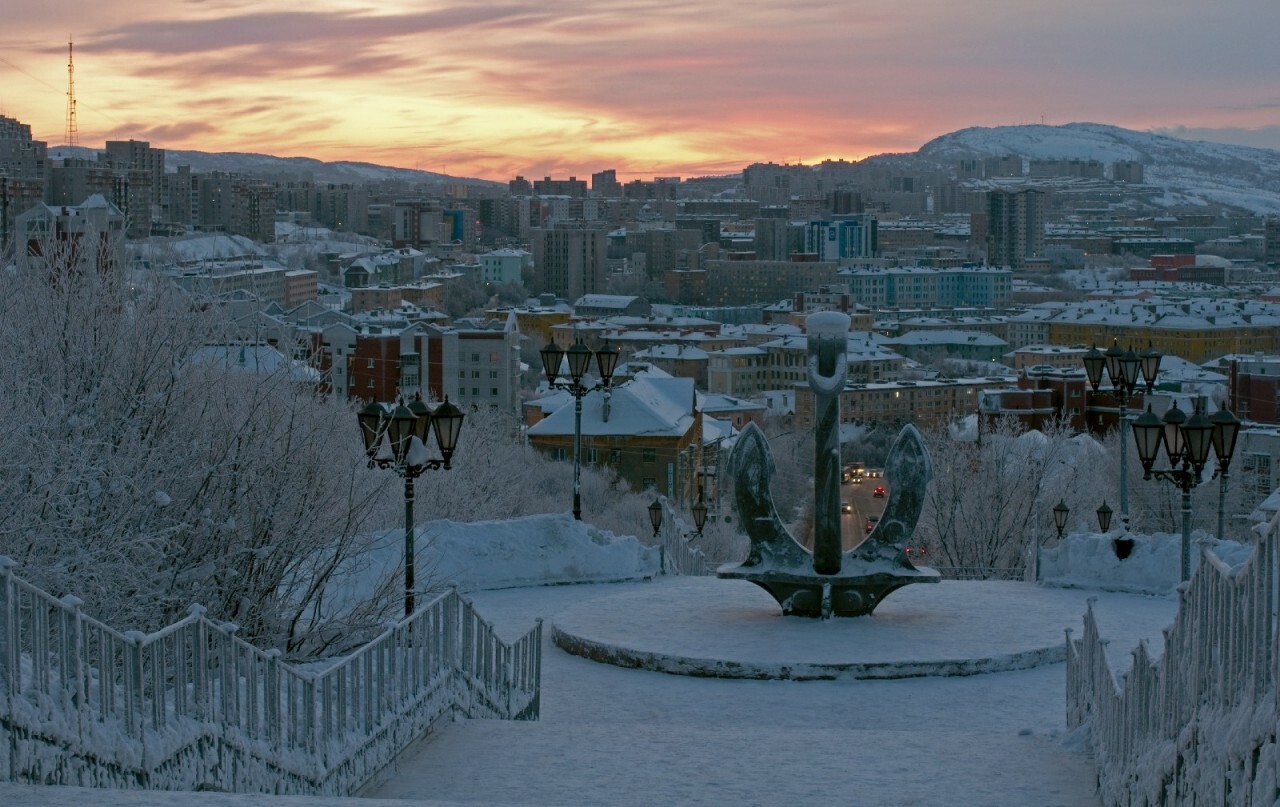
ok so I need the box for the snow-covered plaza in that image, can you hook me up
[1,571,1187,805]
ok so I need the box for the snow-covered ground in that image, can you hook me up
[6,519,1240,805]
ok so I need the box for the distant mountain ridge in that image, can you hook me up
[918,122,1280,214]
[163,150,500,187]
[50,122,1280,214]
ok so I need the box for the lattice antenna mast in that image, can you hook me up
[64,37,79,147]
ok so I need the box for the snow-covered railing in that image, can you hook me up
[0,556,541,795]
[1066,513,1280,805]
[654,499,714,576]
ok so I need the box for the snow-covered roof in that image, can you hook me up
[528,376,696,438]
[573,294,642,309]
[633,344,710,361]
[188,343,321,383]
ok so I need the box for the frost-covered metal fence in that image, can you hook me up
[654,499,714,576]
[0,556,541,795]
[1066,512,1280,805]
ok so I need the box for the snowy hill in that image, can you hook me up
[919,122,1280,214]
[162,149,500,187]
[47,145,498,187]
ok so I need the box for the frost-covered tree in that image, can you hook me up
[915,416,1111,571]
[0,237,383,651]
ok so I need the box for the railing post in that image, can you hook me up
[0,556,17,783]
[188,605,208,720]
[303,674,318,756]
[265,649,282,745]
[220,621,240,727]
[124,630,147,739]
[59,595,86,718]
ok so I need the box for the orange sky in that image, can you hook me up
[3,1,1280,181]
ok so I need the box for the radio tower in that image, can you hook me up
[64,37,79,148]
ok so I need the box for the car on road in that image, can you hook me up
[865,515,879,533]
[873,485,887,498]
[841,501,853,514]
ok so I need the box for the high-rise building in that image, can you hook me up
[197,172,275,242]
[1112,160,1144,184]
[986,188,1045,268]
[803,217,877,261]
[0,115,47,182]
[104,140,164,209]
[1265,217,1280,265]
[530,222,607,300]
[591,169,621,197]
[0,115,49,253]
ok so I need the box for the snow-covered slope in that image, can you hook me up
[919,122,1280,214]
[163,149,499,187]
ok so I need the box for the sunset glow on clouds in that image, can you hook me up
[3,0,1279,180]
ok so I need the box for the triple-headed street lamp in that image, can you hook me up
[1130,399,1239,582]
[1082,340,1162,529]
[541,337,620,521]
[359,394,465,616]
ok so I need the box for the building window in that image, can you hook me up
[367,358,375,368]
[588,447,598,463]
[553,447,566,461]
[642,477,656,490]
[472,387,479,396]
[610,449,621,464]
[471,353,480,361]
[642,448,656,463]
[366,379,374,388]
[490,387,498,396]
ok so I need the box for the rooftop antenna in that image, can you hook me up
[64,37,79,148]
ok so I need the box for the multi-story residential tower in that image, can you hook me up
[530,222,607,300]
[803,217,877,261]
[986,188,1045,268]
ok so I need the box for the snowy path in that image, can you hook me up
[369,581,1123,806]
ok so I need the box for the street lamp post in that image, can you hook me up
[542,338,620,520]
[359,395,465,616]
[1083,341,1158,529]
[1131,401,1215,582]
[1209,403,1241,542]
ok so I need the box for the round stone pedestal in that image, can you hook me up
[553,576,1109,680]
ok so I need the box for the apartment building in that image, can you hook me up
[794,375,1015,430]
[842,265,1013,309]
[526,375,702,498]
[16,194,125,272]
[1044,299,1280,364]
[702,257,840,306]
[531,222,608,301]
[987,188,1045,268]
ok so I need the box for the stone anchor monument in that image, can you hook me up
[717,311,939,617]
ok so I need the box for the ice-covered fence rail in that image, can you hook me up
[1066,512,1280,805]
[655,498,713,576]
[0,557,541,795]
